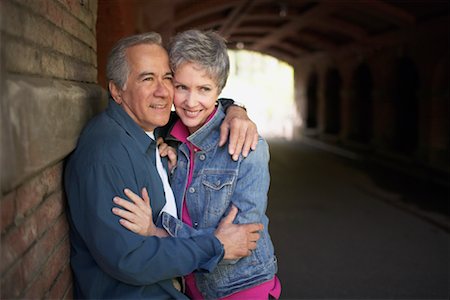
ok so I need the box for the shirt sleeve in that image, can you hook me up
[66,161,224,286]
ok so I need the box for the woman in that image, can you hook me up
[113,30,280,299]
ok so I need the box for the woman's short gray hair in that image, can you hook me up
[106,32,162,90]
[169,30,229,92]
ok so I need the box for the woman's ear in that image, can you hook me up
[109,81,122,104]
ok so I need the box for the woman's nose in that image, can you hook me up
[184,92,197,107]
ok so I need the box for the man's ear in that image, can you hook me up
[109,81,122,104]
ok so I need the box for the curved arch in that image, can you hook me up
[393,56,420,153]
[430,57,449,165]
[324,68,342,135]
[349,63,373,143]
[306,72,319,129]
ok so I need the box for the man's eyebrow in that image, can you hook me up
[137,72,155,79]
[137,71,173,79]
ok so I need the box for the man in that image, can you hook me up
[64,32,262,299]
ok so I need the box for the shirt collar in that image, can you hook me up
[106,96,155,153]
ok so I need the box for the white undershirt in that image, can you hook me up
[146,132,178,219]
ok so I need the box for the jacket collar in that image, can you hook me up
[187,102,225,152]
[169,102,225,152]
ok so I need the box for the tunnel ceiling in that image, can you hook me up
[172,0,449,64]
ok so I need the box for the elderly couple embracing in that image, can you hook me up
[65,29,281,299]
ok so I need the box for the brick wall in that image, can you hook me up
[1,0,103,298]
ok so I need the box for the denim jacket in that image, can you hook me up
[162,103,277,299]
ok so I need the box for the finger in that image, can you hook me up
[251,131,258,150]
[158,143,169,157]
[156,137,165,146]
[242,124,258,157]
[141,187,151,209]
[112,206,137,223]
[248,232,260,242]
[232,129,245,161]
[244,223,264,233]
[118,218,140,234]
[167,150,177,166]
[124,189,145,207]
[227,123,240,157]
[221,205,238,224]
[219,122,230,147]
[248,241,257,251]
[113,196,138,212]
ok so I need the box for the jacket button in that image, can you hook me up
[188,187,195,193]
[193,222,199,228]
[199,154,206,160]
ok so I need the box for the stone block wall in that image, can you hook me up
[1,0,104,298]
[293,16,449,176]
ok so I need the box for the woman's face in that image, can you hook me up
[173,62,220,134]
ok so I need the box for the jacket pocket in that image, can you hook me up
[201,171,236,221]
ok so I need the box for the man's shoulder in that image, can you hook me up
[72,113,136,162]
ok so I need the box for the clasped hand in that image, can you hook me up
[112,188,263,259]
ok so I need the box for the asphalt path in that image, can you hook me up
[266,141,449,300]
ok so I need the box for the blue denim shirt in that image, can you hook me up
[64,98,224,299]
[162,103,278,299]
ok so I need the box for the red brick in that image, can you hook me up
[20,215,69,285]
[24,240,70,299]
[46,264,73,299]
[0,221,38,274]
[33,191,65,238]
[1,191,16,232]
[0,191,64,274]
[41,163,63,197]
[64,282,74,299]
[0,262,27,298]
[16,176,46,218]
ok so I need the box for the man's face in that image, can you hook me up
[111,44,174,132]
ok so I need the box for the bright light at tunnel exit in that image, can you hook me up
[220,50,299,140]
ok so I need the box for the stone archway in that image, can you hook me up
[429,57,449,166]
[324,68,342,135]
[393,56,420,154]
[349,63,373,143]
[306,72,319,129]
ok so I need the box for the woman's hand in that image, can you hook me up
[112,187,168,237]
[157,137,177,172]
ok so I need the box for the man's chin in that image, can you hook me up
[156,116,171,127]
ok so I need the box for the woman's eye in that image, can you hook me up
[175,85,186,90]
[201,87,211,92]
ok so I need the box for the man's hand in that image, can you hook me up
[214,206,263,260]
[112,188,168,237]
[219,105,258,161]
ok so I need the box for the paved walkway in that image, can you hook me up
[266,141,449,299]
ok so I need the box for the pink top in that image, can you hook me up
[170,109,281,300]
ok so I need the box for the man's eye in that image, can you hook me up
[143,77,153,81]
[175,85,186,90]
[201,87,211,92]
[165,76,173,81]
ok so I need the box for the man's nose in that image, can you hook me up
[154,80,171,98]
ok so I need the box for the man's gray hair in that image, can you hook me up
[106,32,162,90]
[169,30,229,92]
